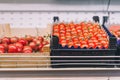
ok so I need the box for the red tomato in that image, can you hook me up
[38,44,44,52]
[25,35,33,42]
[29,42,36,49]
[2,37,10,44]
[60,36,66,40]
[15,42,23,49]
[100,40,107,45]
[17,47,23,53]
[61,42,67,47]
[104,44,109,49]
[53,32,59,37]
[8,44,18,53]
[3,43,8,51]
[10,37,18,43]
[0,38,2,44]
[81,41,87,45]
[73,44,78,48]
[43,41,49,45]
[23,46,32,53]
[88,42,96,49]
[87,22,92,27]
[0,44,5,50]
[18,38,28,46]
[0,48,5,53]
[60,30,66,34]
[80,22,86,27]
[36,40,42,46]
[81,44,88,48]
[53,28,59,32]
[76,29,82,33]
[102,33,107,38]
[23,50,32,53]
[38,36,44,42]
[33,38,38,43]
[96,43,103,49]
[68,41,74,48]
[53,25,59,29]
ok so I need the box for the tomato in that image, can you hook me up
[43,40,49,45]
[2,37,10,44]
[25,35,33,42]
[83,32,88,36]
[53,28,59,32]
[23,46,32,53]
[60,30,66,34]
[15,42,24,53]
[67,41,74,48]
[76,26,82,30]
[33,38,38,43]
[73,44,78,48]
[88,42,96,49]
[54,25,59,29]
[104,43,109,49]
[60,36,66,40]
[61,42,67,47]
[96,43,103,49]
[53,32,59,37]
[81,41,87,45]
[81,44,88,48]
[3,43,8,51]
[38,44,44,52]
[29,42,36,49]
[0,39,2,44]
[60,33,66,37]
[76,29,82,33]
[36,40,42,46]
[10,37,18,43]
[73,38,79,42]
[38,36,44,42]
[23,50,32,53]
[93,39,98,43]
[78,36,84,40]
[8,44,18,53]
[102,33,107,38]
[66,32,71,36]
[0,48,5,53]
[17,47,23,53]
[0,44,5,50]
[88,40,93,43]
[80,22,86,27]
[15,42,23,49]
[18,38,28,46]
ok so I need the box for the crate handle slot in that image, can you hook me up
[53,16,59,23]
[93,16,99,23]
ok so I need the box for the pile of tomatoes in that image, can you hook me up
[0,35,49,53]
[109,26,120,45]
[53,22,109,49]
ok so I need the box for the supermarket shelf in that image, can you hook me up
[1,68,120,71]
[0,68,120,77]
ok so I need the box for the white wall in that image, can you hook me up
[0,0,119,28]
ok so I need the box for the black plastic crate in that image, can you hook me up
[50,25,117,68]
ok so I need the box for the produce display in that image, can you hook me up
[53,22,109,49]
[109,25,120,45]
[0,35,49,53]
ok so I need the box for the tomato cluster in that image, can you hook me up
[0,35,49,53]
[53,22,109,49]
[110,30,120,39]
[110,27,120,45]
